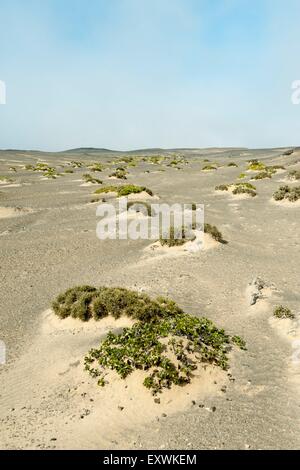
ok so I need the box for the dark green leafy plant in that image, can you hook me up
[273,305,294,319]
[84,310,246,394]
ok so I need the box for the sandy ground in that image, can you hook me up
[0,146,300,449]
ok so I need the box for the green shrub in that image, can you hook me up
[204,223,224,242]
[160,225,195,247]
[109,169,127,179]
[232,186,256,197]
[53,286,182,322]
[84,309,246,394]
[288,170,300,180]
[215,184,229,191]
[83,173,102,184]
[227,162,238,167]
[247,161,266,171]
[0,176,13,183]
[253,171,272,180]
[273,185,300,202]
[202,164,217,171]
[127,201,152,216]
[70,161,83,168]
[238,173,246,179]
[95,184,153,197]
[273,305,294,319]
[64,168,74,174]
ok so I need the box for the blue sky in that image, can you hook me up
[0,0,300,151]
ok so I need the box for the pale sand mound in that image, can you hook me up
[144,232,219,260]
[0,309,226,449]
[0,207,34,219]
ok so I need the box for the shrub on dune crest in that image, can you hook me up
[94,184,153,197]
[53,286,246,394]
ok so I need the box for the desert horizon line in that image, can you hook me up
[0,145,297,154]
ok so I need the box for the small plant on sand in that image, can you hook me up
[283,149,294,156]
[64,168,74,174]
[83,174,102,184]
[88,163,104,172]
[215,184,229,191]
[227,162,238,167]
[70,161,83,168]
[9,166,17,172]
[94,184,153,197]
[159,225,195,247]
[117,156,134,164]
[127,201,152,216]
[273,305,294,319]
[253,171,272,180]
[24,164,34,170]
[109,169,127,179]
[204,223,224,243]
[202,164,217,171]
[232,186,256,197]
[43,168,62,179]
[238,173,246,179]
[273,185,300,202]
[0,176,13,183]
[288,170,300,180]
[247,160,266,171]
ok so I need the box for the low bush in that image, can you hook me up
[288,170,300,180]
[273,185,300,202]
[204,223,224,242]
[215,184,229,191]
[273,305,294,319]
[202,164,217,171]
[160,225,194,247]
[95,184,153,197]
[83,174,102,184]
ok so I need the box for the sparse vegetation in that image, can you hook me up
[94,184,153,197]
[127,201,152,216]
[215,184,229,191]
[288,170,300,180]
[82,174,102,184]
[273,185,300,202]
[215,182,256,196]
[70,161,84,168]
[232,186,256,197]
[109,169,127,179]
[238,173,246,179]
[273,305,294,319]
[204,223,224,243]
[160,225,194,247]
[253,171,272,180]
[227,162,238,167]
[0,176,13,183]
[88,163,104,172]
[247,160,266,171]
[202,164,217,171]
[283,149,294,156]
